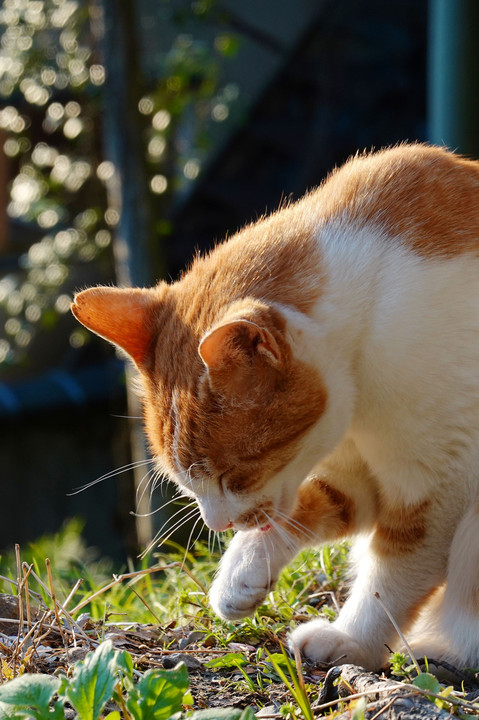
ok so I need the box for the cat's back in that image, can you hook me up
[317,143,479,257]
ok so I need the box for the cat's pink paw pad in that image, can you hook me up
[290,618,370,667]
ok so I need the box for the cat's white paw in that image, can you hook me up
[209,529,288,620]
[290,618,372,668]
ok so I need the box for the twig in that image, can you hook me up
[15,545,24,633]
[0,574,43,603]
[374,592,422,676]
[62,578,83,612]
[177,564,208,595]
[12,544,24,675]
[69,563,178,616]
[14,612,51,656]
[126,585,162,624]
[312,680,479,714]
[30,610,64,667]
[46,558,69,660]
[22,564,33,628]
[368,695,398,720]
[26,567,92,646]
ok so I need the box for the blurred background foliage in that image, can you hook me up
[0,0,240,376]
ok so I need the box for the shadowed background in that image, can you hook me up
[0,0,477,562]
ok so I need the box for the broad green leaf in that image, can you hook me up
[104,713,121,720]
[261,652,290,669]
[412,672,441,696]
[182,690,194,707]
[64,640,124,720]
[205,653,248,669]
[125,663,190,720]
[0,673,60,717]
[126,662,190,720]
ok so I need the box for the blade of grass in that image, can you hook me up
[265,646,314,720]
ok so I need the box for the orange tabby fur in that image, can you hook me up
[72,144,479,670]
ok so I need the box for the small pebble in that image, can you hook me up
[162,652,203,669]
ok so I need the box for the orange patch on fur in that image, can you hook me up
[292,477,355,541]
[373,498,431,556]
[404,584,442,628]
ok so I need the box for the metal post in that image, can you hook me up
[428,0,479,157]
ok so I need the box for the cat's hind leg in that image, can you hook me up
[408,498,479,669]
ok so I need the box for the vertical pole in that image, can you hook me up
[428,0,479,157]
[100,0,156,548]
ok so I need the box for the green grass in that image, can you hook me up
[0,518,349,630]
[3,519,475,720]
[0,518,350,717]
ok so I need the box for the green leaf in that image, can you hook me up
[0,674,60,717]
[125,662,190,720]
[204,652,248,669]
[104,713,121,720]
[64,640,125,720]
[261,652,290,669]
[238,708,256,720]
[412,672,441,696]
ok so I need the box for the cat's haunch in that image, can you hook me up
[72,144,479,671]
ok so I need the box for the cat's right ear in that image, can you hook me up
[71,286,157,366]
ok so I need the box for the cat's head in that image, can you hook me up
[72,277,327,533]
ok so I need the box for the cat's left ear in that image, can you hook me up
[198,318,281,371]
[71,285,159,366]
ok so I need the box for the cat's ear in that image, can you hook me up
[199,319,281,371]
[71,285,157,366]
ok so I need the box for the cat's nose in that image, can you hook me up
[206,519,232,532]
[197,499,232,532]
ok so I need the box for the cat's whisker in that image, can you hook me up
[263,512,297,555]
[140,504,200,558]
[131,491,189,518]
[67,459,154,495]
[149,468,166,497]
[150,500,197,537]
[181,515,205,570]
[274,509,320,544]
[110,414,143,420]
[257,516,272,591]
[208,529,223,557]
[141,501,197,552]
[135,467,158,507]
[214,531,224,557]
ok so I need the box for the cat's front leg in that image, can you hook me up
[290,513,448,670]
[209,528,295,620]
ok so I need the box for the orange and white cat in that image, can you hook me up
[72,144,479,670]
